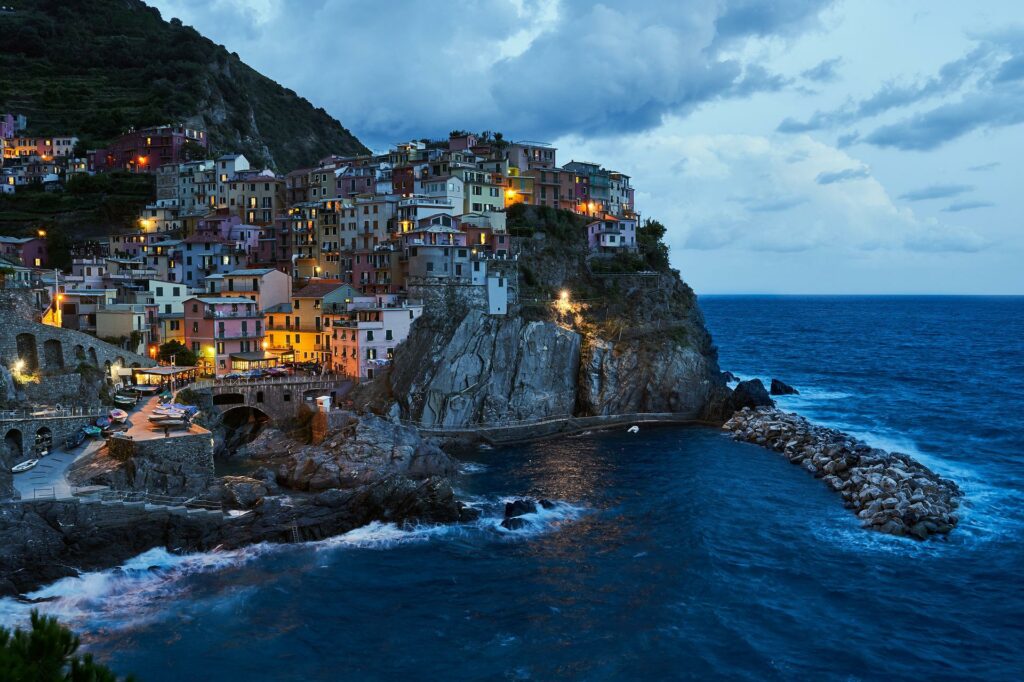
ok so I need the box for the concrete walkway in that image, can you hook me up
[13,434,103,500]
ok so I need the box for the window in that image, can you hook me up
[366,348,376,360]
[385,329,393,341]
[173,287,180,296]
[216,342,224,353]
[366,330,374,341]
[156,286,164,296]
[192,322,199,333]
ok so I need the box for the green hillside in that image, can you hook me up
[0,0,368,171]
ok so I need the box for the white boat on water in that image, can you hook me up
[627,425,640,433]
[12,459,39,473]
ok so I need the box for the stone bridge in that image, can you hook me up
[187,376,354,422]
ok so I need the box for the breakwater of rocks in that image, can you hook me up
[723,407,962,540]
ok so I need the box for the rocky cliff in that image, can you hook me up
[376,206,733,428]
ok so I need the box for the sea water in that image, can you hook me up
[2,296,1022,679]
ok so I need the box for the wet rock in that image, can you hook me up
[770,379,799,395]
[729,379,774,412]
[501,498,539,530]
[221,476,268,509]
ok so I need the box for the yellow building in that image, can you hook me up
[264,281,354,366]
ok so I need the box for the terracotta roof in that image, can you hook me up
[294,281,349,299]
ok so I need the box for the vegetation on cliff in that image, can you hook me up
[0,0,367,171]
[0,173,154,251]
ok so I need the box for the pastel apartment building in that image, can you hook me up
[183,296,265,376]
[331,302,423,380]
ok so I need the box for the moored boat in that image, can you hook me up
[109,409,129,423]
[11,459,39,473]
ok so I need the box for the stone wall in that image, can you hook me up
[22,374,98,407]
[107,431,216,496]
[0,289,154,375]
[1,415,100,467]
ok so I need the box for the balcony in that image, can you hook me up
[206,309,261,319]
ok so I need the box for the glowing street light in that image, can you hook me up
[13,359,25,372]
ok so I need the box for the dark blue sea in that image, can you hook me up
[3,296,1023,680]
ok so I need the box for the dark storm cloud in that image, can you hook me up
[154,0,835,147]
[815,167,869,184]
[801,57,842,82]
[898,184,974,201]
[942,200,995,212]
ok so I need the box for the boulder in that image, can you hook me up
[221,476,268,509]
[770,379,799,395]
[729,379,775,411]
[501,498,538,530]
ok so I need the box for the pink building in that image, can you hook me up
[183,296,266,376]
[0,236,48,267]
[89,124,207,173]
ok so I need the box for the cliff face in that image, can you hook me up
[390,310,581,427]
[382,206,732,427]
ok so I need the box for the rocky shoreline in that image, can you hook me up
[723,407,962,540]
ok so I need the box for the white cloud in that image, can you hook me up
[558,131,989,255]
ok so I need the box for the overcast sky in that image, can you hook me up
[152,0,1024,294]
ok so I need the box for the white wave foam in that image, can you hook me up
[480,499,587,536]
[0,545,272,629]
[313,520,458,551]
[458,461,488,474]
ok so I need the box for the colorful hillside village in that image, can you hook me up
[2,116,640,379]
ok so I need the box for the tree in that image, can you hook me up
[0,610,132,681]
[158,340,197,366]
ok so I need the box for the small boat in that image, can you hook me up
[95,416,112,429]
[113,393,137,408]
[151,418,189,428]
[11,459,39,473]
[83,426,102,437]
[627,425,640,433]
[109,409,129,423]
[65,429,86,449]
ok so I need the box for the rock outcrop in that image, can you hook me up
[277,411,457,492]
[724,408,962,540]
[389,310,581,427]
[0,475,468,596]
[770,379,799,395]
[730,379,775,411]
[385,282,732,427]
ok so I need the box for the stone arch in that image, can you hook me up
[220,405,272,453]
[34,427,52,455]
[15,333,38,371]
[43,339,64,370]
[74,344,86,362]
[3,428,23,464]
[87,347,98,366]
[212,393,245,406]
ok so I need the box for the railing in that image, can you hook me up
[0,406,104,421]
[92,489,223,511]
[396,411,699,433]
[188,373,350,390]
